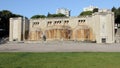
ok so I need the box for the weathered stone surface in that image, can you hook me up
[9,10,114,43]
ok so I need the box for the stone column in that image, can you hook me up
[86,29,90,41]
[47,30,48,39]
[30,32,33,40]
[53,29,56,39]
[48,30,50,39]
[31,32,33,40]
[34,31,36,40]
[51,29,54,39]
[72,30,75,40]
[60,29,62,39]
[37,31,39,40]
[65,29,67,39]
[33,32,35,40]
[56,29,60,39]
[89,29,93,41]
[80,29,83,41]
[77,30,80,40]
[63,29,66,39]
[48,30,51,39]
[55,29,57,39]
[50,30,52,39]
[85,29,87,40]
[38,31,40,40]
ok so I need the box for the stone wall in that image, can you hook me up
[9,17,29,41]
[9,10,114,43]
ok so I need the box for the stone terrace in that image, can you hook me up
[0,41,120,52]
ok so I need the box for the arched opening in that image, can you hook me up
[29,29,43,41]
[45,25,72,40]
[73,25,95,42]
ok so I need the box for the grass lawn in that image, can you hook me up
[0,52,120,68]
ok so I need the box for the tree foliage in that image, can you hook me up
[111,7,120,24]
[79,11,93,16]
[31,15,46,19]
[31,13,66,19]
[0,10,23,37]
[79,8,99,16]
[93,8,99,13]
[47,13,66,18]
[112,7,116,12]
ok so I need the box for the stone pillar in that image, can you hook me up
[55,29,57,39]
[59,29,62,40]
[63,29,66,39]
[51,30,53,39]
[76,30,78,40]
[33,32,35,40]
[89,29,93,41]
[30,32,33,40]
[35,31,37,40]
[87,29,90,41]
[65,29,67,39]
[56,29,58,39]
[31,32,33,40]
[56,29,60,39]
[9,20,13,41]
[83,29,85,41]
[29,32,31,40]
[54,29,56,39]
[49,30,51,39]
[77,30,79,40]
[46,31,48,39]
[36,31,38,40]
[77,30,80,40]
[38,32,40,40]
[85,29,88,40]
[50,30,52,39]
[66,30,68,39]
[38,31,40,40]
[81,29,84,41]
[48,30,50,39]
[48,30,51,39]
[72,30,75,40]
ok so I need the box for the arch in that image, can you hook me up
[73,25,95,42]
[28,28,43,41]
[45,25,72,40]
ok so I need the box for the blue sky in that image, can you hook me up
[0,0,120,18]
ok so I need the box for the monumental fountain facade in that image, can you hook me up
[9,9,115,43]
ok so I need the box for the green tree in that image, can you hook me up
[57,13,67,17]
[111,7,120,24]
[112,7,116,12]
[47,12,51,17]
[47,13,66,18]
[79,11,93,16]
[31,15,46,19]
[0,10,23,37]
[93,8,99,13]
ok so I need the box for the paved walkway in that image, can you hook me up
[0,41,120,52]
